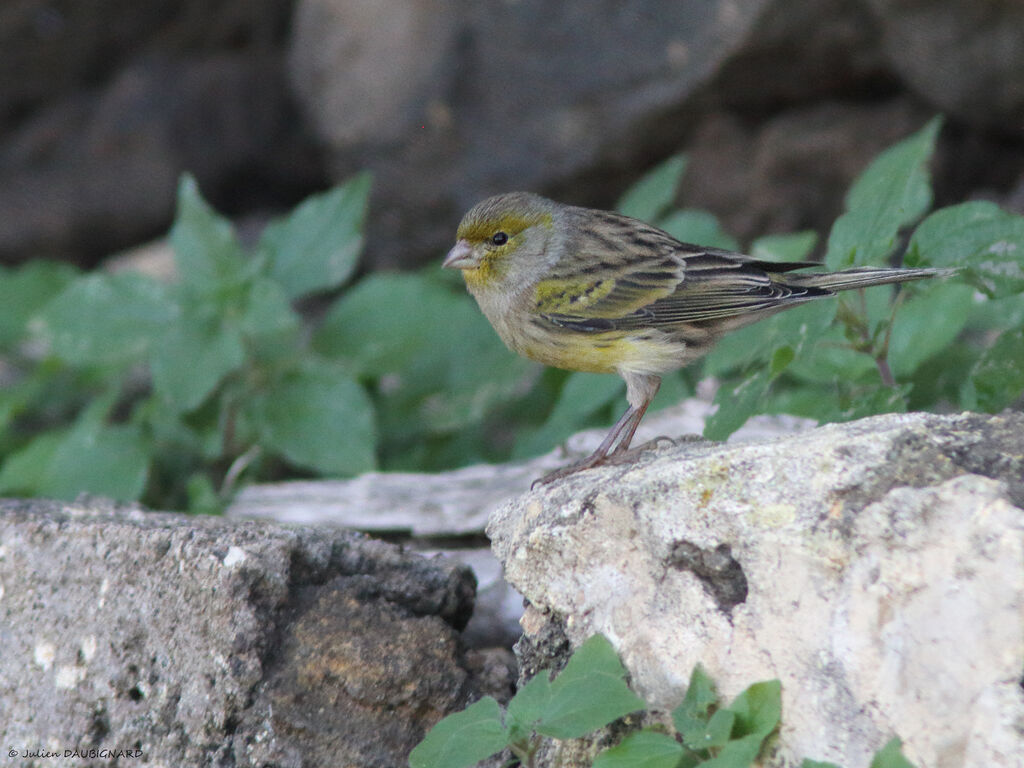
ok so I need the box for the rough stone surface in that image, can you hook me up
[487,411,1024,768]
[226,396,813,536]
[0,499,478,767]
[226,398,812,650]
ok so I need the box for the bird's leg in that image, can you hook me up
[608,381,658,455]
[605,372,660,455]
[532,406,636,487]
[533,374,661,487]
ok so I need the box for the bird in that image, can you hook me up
[443,191,945,484]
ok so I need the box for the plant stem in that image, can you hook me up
[875,356,895,387]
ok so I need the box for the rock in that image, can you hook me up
[676,99,932,244]
[0,498,478,767]
[0,0,292,128]
[287,0,881,267]
[226,395,813,535]
[487,411,1024,767]
[866,0,1024,131]
[288,0,461,148]
[0,52,322,266]
[288,0,1024,270]
[0,1,322,267]
[225,396,812,650]
[4,0,1024,271]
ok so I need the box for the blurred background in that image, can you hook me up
[2,0,1023,273]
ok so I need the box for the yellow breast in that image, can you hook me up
[517,329,685,376]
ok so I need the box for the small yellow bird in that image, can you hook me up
[444,192,943,483]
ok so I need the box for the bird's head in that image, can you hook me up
[444,192,559,293]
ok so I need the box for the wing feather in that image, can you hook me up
[533,211,829,332]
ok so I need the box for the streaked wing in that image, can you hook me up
[535,211,827,332]
[531,254,684,317]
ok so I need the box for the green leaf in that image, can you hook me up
[618,155,688,221]
[0,432,62,496]
[726,679,781,739]
[238,277,301,336]
[770,346,795,377]
[250,360,376,475]
[186,473,222,515]
[698,733,764,768]
[316,271,535,437]
[764,384,841,422]
[407,696,508,768]
[315,272,532,438]
[171,174,254,293]
[0,419,149,502]
[259,172,371,299]
[314,272,463,376]
[887,282,974,379]
[826,118,942,269]
[907,201,1024,299]
[136,392,224,462]
[506,672,552,741]
[678,707,735,752]
[0,261,79,348]
[657,209,740,251]
[592,730,684,768]
[783,325,877,385]
[703,368,773,441]
[35,271,177,365]
[702,300,836,377]
[237,277,302,358]
[682,665,717,716]
[535,634,646,740]
[513,372,623,459]
[801,761,842,768]
[964,290,1024,333]
[671,664,718,745]
[750,231,818,263]
[838,382,911,421]
[870,738,916,768]
[150,315,245,412]
[971,327,1024,411]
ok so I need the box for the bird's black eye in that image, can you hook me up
[491,232,508,246]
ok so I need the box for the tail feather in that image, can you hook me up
[786,266,955,292]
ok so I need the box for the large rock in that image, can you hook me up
[867,0,1024,131]
[0,1,320,266]
[0,499,480,767]
[288,0,1024,267]
[0,0,292,128]
[487,411,1024,767]
[676,99,931,242]
[225,398,814,649]
[4,0,1023,269]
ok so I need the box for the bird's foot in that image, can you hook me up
[531,453,608,488]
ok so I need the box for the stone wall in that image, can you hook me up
[2,0,1022,268]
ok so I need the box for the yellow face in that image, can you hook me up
[443,193,554,291]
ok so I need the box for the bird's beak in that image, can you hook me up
[443,239,478,270]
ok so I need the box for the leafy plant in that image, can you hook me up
[0,171,541,509]
[695,118,1024,438]
[409,633,916,768]
[0,175,375,507]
